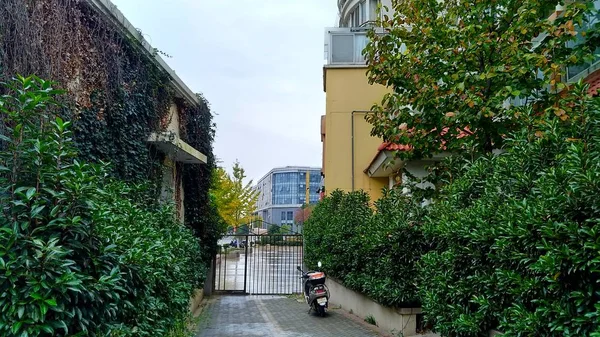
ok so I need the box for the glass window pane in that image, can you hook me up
[332,35,354,63]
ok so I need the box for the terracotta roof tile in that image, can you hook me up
[378,142,412,152]
[585,69,600,96]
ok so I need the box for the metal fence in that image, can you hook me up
[213,234,303,295]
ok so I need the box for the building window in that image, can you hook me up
[352,1,365,26]
[369,0,379,22]
[287,211,293,222]
[281,211,287,221]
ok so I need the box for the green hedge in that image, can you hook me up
[305,84,600,336]
[418,85,600,336]
[304,188,428,307]
[0,77,206,337]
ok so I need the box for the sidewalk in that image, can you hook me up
[196,295,383,337]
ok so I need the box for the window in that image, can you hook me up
[287,211,294,222]
[566,3,600,81]
[369,0,379,22]
[281,211,287,221]
[272,172,300,204]
[349,0,366,27]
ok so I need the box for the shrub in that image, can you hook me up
[304,188,427,307]
[419,83,600,336]
[0,76,206,337]
[305,84,600,336]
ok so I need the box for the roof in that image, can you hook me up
[585,68,600,95]
[366,125,474,177]
[377,142,412,152]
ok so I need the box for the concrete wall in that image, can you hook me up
[327,277,425,336]
[323,67,390,200]
[158,103,186,223]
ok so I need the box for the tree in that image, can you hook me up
[268,224,281,235]
[247,214,263,228]
[364,0,598,159]
[280,224,292,235]
[210,160,259,231]
[294,204,314,226]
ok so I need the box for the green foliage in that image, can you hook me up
[0,76,204,337]
[0,0,218,251]
[92,182,205,337]
[304,188,426,307]
[418,82,600,337]
[364,314,377,326]
[364,0,598,157]
[210,161,258,231]
[268,224,281,235]
[305,81,600,335]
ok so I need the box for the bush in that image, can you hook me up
[0,76,205,337]
[305,83,600,336]
[304,188,427,307]
[419,83,600,336]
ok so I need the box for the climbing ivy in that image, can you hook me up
[0,0,218,243]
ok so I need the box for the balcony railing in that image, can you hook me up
[325,27,380,66]
[565,0,600,81]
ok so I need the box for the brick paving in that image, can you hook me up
[196,295,383,337]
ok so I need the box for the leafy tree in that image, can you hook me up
[268,224,281,235]
[294,204,313,226]
[419,82,600,336]
[280,224,292,235]
[210,160,258,231]
[248,214,264,229]
[364,0,599,158]
[236,224,250,235]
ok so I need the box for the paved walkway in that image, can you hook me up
[196,295,382,337]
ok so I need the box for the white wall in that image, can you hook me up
[327,278,426,336]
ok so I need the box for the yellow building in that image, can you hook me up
[320,0,398,201]
[321,1,600,202]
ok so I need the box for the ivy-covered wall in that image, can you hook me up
[0,0,216,246]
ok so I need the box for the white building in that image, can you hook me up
[254,166,321,232]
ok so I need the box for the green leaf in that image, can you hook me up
[25,188,36,201]
[30,205,46,219]
[11,321,22,334]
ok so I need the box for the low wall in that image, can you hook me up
[189,289,204,315]
[327,278,424,336]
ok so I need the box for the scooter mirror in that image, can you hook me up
[317,261,322,268]
[296,266,302,272]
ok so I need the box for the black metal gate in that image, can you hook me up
[213,234,303,295]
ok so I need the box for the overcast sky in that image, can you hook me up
[110,0,338,182]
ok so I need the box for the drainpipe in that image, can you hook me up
[351,110,372,192]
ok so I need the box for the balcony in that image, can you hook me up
[564,0,600,82]
[324,27,377,66]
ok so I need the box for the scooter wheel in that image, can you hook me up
[316,305,326,317]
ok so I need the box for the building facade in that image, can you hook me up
[255,166,321,232]
[321,0,394,201]
[0,0,210,224]
[322,1,600,201]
